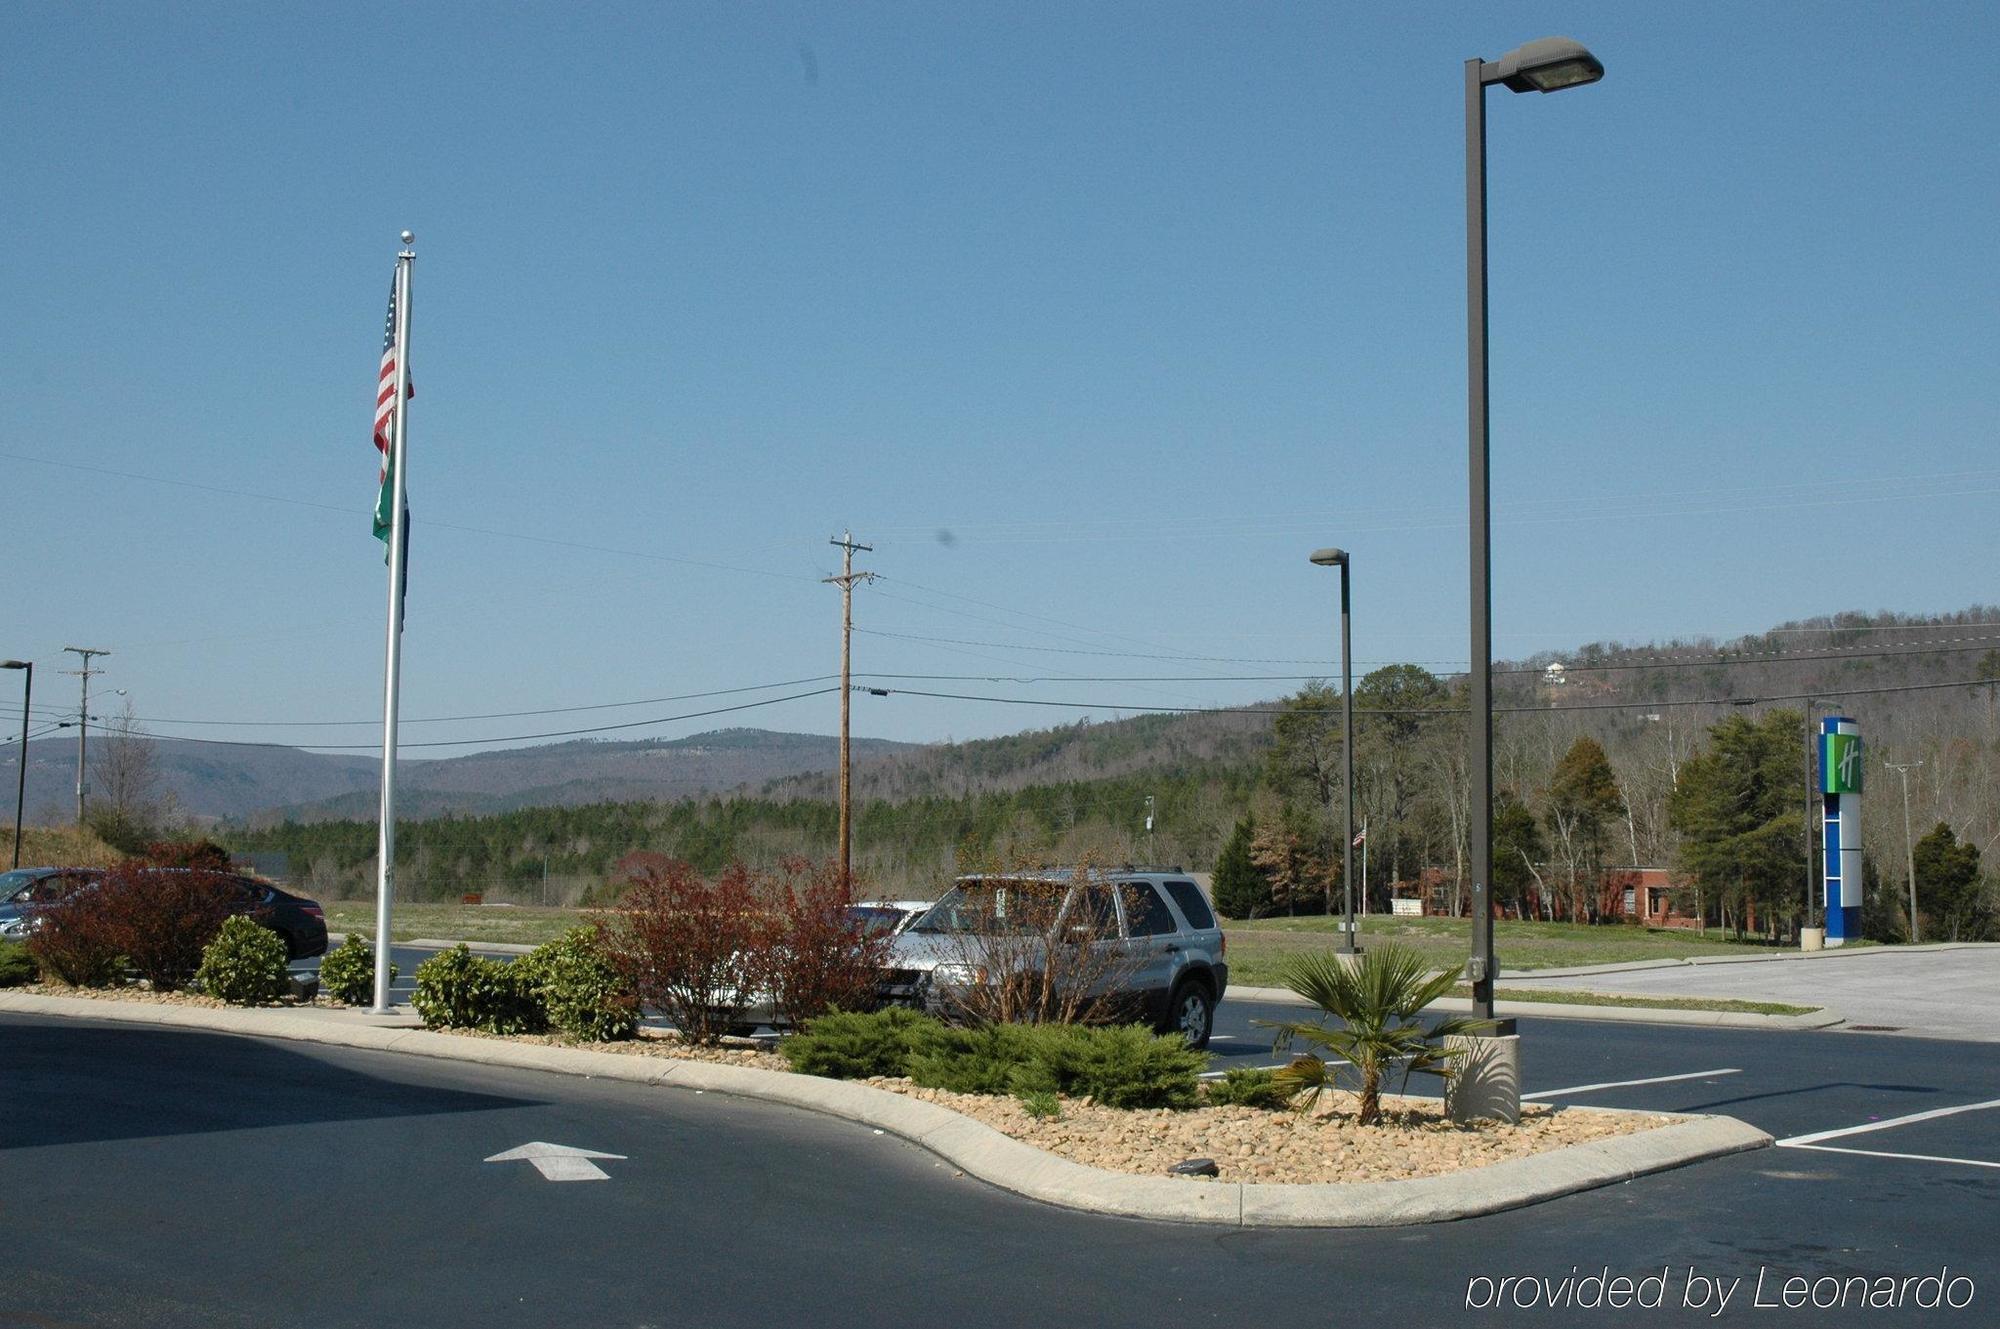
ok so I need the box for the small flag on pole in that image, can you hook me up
[1352,827,1367,847]
[373,277,411,548]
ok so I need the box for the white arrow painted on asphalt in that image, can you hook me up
[484,1142,628,1182]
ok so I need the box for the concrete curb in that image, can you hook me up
[0,991,1771,1228]
[1226,985,1843,1032]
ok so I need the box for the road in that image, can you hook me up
[5,981,1996,1327]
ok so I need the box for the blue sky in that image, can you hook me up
[3,2,1995,755]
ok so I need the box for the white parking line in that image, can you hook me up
[1782,1143,2000,1171]
[1777,1097,2000,1147]
[1522,1068,1741,1101]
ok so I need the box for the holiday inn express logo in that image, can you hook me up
[1823,730,1864,795]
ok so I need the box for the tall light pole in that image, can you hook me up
[1465,36,1604,1024]
[1310,548,1358,954]
[1887,760,1923,943]
[2,661,29,869]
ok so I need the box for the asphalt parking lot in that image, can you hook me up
[5,1008,1996,1329]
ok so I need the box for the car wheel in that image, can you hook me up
[1166,979,1213,1049]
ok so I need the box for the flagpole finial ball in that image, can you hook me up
[400,230,415,245]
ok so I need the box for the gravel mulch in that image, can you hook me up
[870,1081,1666,1183]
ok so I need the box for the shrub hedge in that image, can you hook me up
[784,1009,1206,1110]
[1201,1065,1294,1110]
[318,934,396,1006]
[196,915,292,1005]
[411,945,547,1034]
[514,927,638,1042]
[0,938,37,987]
[781,1007,943,1079]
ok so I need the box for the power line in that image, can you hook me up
[865,672,2000,719]
[95,687,843,753]
[119,676,843,728]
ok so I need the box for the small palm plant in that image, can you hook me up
[1258,944,1494,1126]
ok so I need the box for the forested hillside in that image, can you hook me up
[223,608,2000,937]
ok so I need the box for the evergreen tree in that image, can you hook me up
[1912,822,1993,941]
[1669,711,1805,937]
[1491,792,1547,918]
[1544,736,1624,921]
[1210,814,1266,919]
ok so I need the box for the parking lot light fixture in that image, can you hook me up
[1307,550,1358,954]
[1465,37,1604,1033]
[2,660,28,870]
[1483,37,1605,94]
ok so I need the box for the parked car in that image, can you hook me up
[880,869,1228,1047]
[0,866,105,940]
[712,900,938,1035]
[236,877,329,961]
[845,899,936,939]
[0,865,326,960]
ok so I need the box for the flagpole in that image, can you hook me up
[372,231,414,1014]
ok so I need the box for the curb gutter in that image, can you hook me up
[0,991,1771,1228]
[1226,985,1843,1032]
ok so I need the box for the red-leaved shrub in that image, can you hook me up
[141,840,235,872]
[766,857,891,1027]
[29,863,240,991]
[602,854,778,1046]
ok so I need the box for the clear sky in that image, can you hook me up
[3,2,1995,756]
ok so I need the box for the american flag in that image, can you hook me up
[373,277,409,484]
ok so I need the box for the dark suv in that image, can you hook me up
[882,869,1228,1047]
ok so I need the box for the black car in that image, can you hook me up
[0,865,326,961]
[235,878,328,961]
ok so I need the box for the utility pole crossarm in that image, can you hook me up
[826,532,875,888]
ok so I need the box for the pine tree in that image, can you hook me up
[1211,815,1266,919]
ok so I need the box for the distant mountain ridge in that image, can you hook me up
[7,728,918,825]
[12,607,1995,829]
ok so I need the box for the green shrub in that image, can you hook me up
[0,939,38,987]
[411,945,547,1034]
[319,935,396,1006]
[195,916,292,1005]
[515,927,638,1042]
[781,1007,945,1079]
[1004,1023,1205,1109]
[906,1022,1041,1095]
[786,1011,1208,1109]
[1202,1066,1293,1110]
[1018,1089,1061,1120]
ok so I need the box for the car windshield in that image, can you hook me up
[845,905,912,937]
[910,880,1068,936]
[0,870,41,904]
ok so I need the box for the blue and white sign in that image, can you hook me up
[1820,716,1863,945]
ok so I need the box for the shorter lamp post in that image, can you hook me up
[1308,548,1358,954]
[2,661,30,870]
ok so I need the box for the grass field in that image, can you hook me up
[1219,914,1827,989]
[324,900,598,947]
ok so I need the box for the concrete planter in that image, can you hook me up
[1800,926,1825,952]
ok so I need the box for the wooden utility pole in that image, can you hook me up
[61,646,110,825]
[825,532,875,886]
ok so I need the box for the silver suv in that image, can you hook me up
[881,869,1228,1047]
